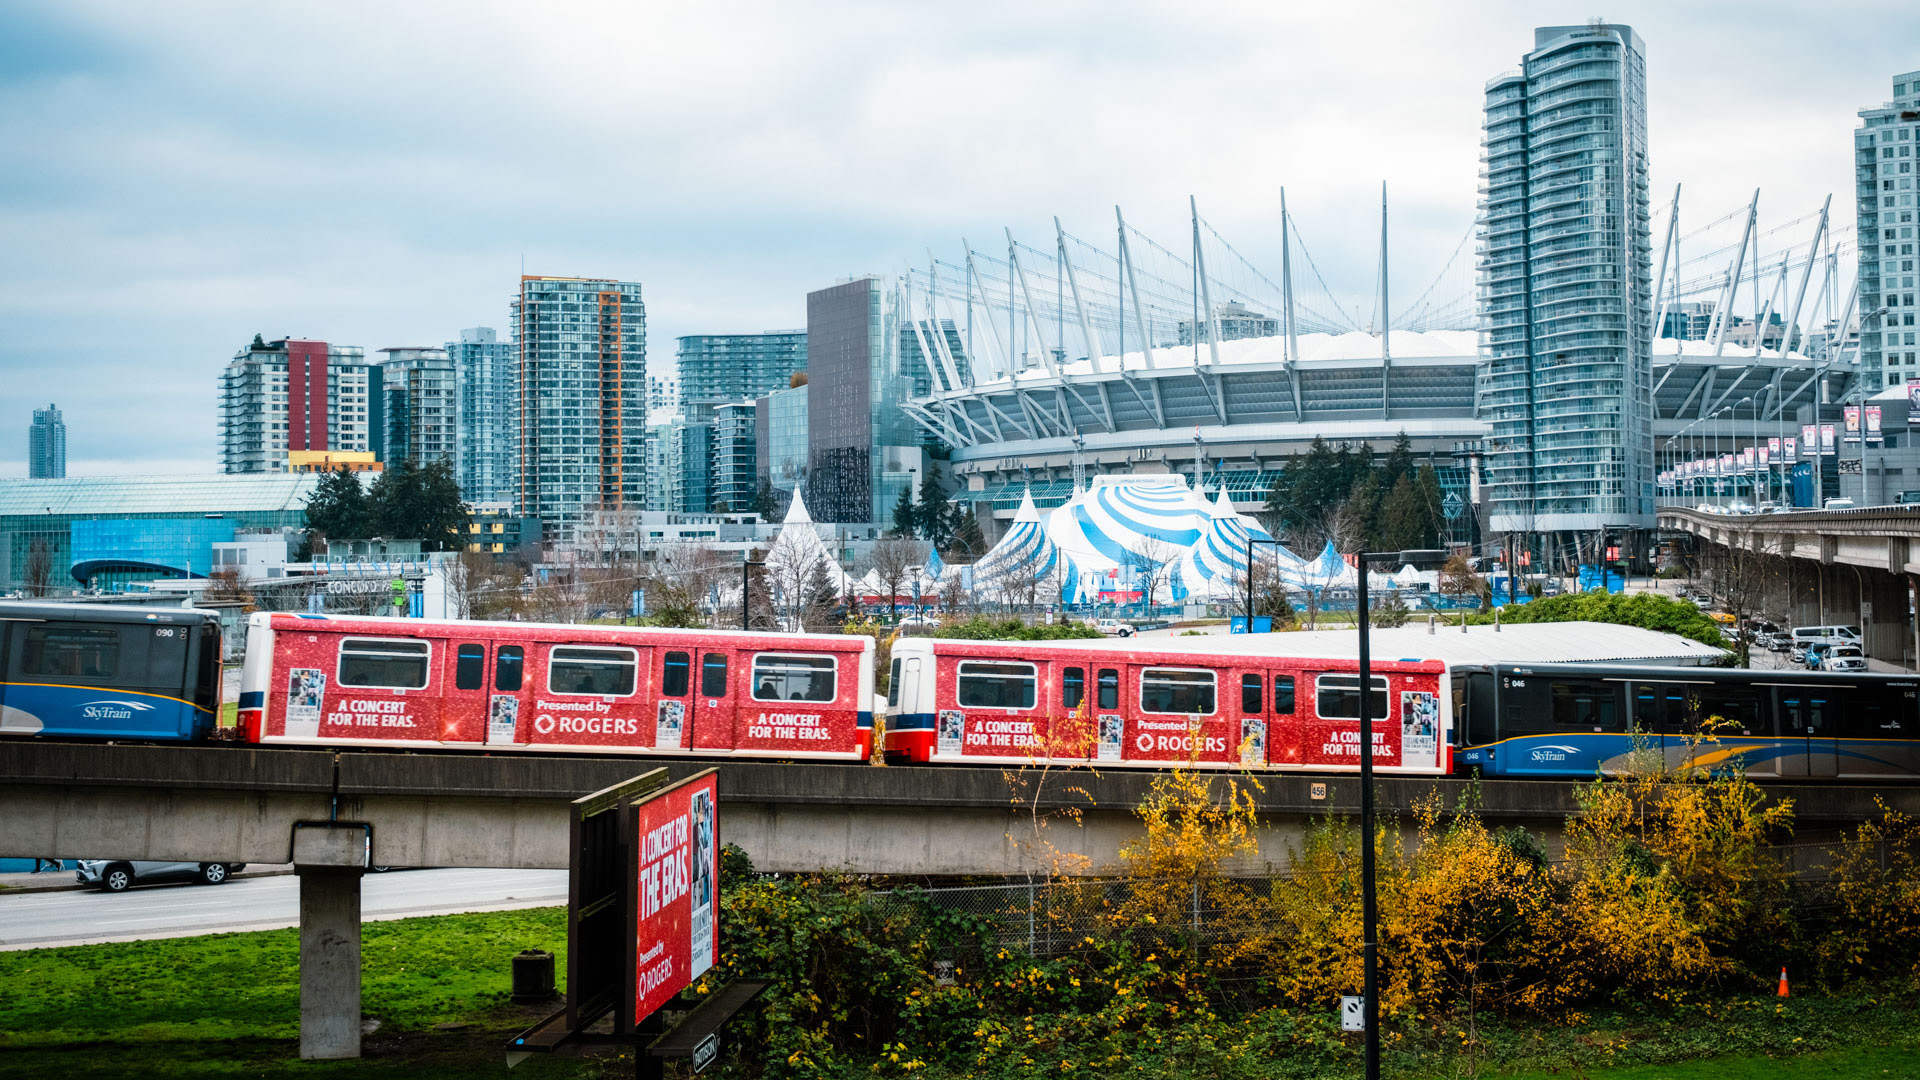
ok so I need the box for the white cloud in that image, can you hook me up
[1,0,1915,469]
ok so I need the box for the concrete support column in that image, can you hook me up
[298,868,364,1060]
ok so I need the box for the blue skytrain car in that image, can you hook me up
[1455,662,1920,781]
[0,603,222,741]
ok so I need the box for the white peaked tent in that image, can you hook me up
[762,490,836,625]
[972,487,1061,594]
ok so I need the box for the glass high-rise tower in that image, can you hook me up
[805,277,920,525]
[1478,23,1654,534]
[511,276,646,539]
[676,331,807,423]
[29,404,66,479]
[1858,70,1920,389]
[449,327,517,503]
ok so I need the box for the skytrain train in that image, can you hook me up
[3,604,1917,781]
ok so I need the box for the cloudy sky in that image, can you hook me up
[1,0,1914,476]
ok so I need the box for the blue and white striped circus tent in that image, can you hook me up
[1041,476,1218,603]
[971,487,1061,593]
[1175,485,1296,600]
[1274,539,1358,592]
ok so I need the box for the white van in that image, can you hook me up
[1790,625,1861,646]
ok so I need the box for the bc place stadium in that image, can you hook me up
[891,185,1869,569]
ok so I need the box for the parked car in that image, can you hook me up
[1822,645,1868,672]
[1789,642,1810,665]
[896,613,939,628]
[75,860,246,892]
[1091,618,1136,638]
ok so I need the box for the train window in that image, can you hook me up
[1847,686,1913,736]
[549,646,636,696]
[337,637,430,690]
[455,644,485,691]
[752,654,836,702]
[1696,685,1760,734]
[1141,668,1216,715]
[701,653,728,697]
[22,625,120,679]
[888,658,902,708]
[1063,667,1085,709]
[957,661,1037,709]
[495,646,524,692]
[1549,681,1620,731]
[663,651,690,696]
[1097,668,1119,710]
[1273,675,1296,715]
[1241,674,1263,714]
[1315,673,1388,721]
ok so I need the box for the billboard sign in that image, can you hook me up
[1802,425,1817,454]
[1845,405,1861,444]
[1820,424,1837,454]
[1784,438,1797,463]
[1768,436,1781,457]
[631,770,721,1025]
[1867,405,1883,443]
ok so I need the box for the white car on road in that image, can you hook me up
[1091,618,1136,637]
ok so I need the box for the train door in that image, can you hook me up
[1236,670,1268,766]
[1092,666,1123,763]
[693,650,735,752]
[654,649,694,750]
[443,640,492,744]
[487,644,526,745]
[1777,688,1839,778]
[1053,663,1094,759]
[1268,672,1298,766]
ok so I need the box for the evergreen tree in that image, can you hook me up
[367,459,468,551]
[304,466,370,541]
[750,478,777,521]
[950,508,986,558]
[890,485,917,538]
[1379,473,1430,552]
[1341,471,1385,552]
[1382,431,1416,489]
[916,472,952,548]
[1413,464,1447,547]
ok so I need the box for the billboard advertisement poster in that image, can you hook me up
[631,771,721,1026]
[1759,446,1770,466]
[1768,436,1781,456]
[1909,379,1920,411]
[1802,425,1817,453]
[1867,405,1883,442]
[1845,405,1861,434]
[1820,424,1836,454]
[1784,438,1797,462]
[1742,447,1755,469]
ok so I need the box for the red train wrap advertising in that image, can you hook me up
[884,637,1450,773]
[630,770,720,1024]
[240,613,874,761]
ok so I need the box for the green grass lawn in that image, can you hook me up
[0,906,628,1078]
[2,905,1914,1079]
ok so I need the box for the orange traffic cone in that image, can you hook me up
[1777,967,1789,998]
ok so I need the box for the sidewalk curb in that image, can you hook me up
[0,867,294,895]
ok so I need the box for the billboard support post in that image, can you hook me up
[506,767,765,1072]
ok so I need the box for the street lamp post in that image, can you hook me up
[1356,546,1447,1080]
[1242,536,1286,632]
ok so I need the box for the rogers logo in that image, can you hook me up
[1135,732,1154,752]
[534,714,556,736]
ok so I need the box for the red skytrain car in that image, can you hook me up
[238,613,875,760]
[882,636,1451,772]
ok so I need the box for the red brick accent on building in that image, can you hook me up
[286,340,329,451]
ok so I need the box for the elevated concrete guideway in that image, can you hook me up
[6,740,1918,1059]
[4,741,1916,875]
[1657,504,1920,666]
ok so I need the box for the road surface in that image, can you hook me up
[0,867,568,950]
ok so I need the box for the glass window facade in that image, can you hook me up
[805,277,921,524]
[449,327,517,504]
[0,474,321,591]
[676,331,806,424]
[1857,70,1920,388]
[1478,24,1654,533]
[511,276,647,540]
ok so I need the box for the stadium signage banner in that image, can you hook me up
[631,770,721,1025]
